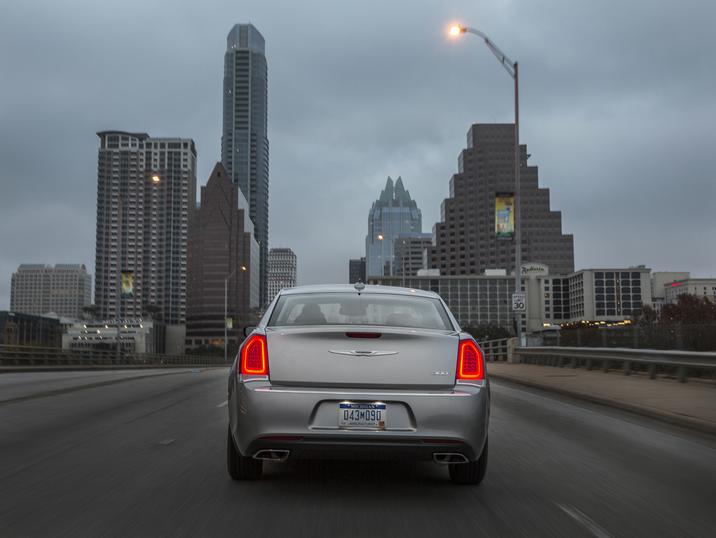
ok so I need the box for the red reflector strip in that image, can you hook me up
[345,332,382,338]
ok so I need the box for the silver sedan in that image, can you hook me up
[227,284,489,484]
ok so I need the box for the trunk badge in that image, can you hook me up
[328,350,398,357]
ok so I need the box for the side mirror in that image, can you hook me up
[243,325,256,337]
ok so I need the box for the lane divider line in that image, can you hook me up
[556,502,612,538]
[217,400,228,408]
[0,370,192,407]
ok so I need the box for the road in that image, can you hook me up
[1,368,714,537]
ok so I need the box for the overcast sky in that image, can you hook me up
[1,0,715,308]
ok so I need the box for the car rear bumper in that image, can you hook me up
[228,379,489,462]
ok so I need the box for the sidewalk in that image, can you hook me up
[488,362,716,435]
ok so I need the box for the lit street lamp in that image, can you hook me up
[377,234,386,276]
[448,23,523,344]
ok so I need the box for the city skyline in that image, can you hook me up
[1,0,714,310]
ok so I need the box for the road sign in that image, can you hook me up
[512,292,526,312]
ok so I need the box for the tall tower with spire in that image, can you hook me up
[365,177,424,277]
[221,23,269,306]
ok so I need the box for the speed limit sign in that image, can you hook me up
[512,292,526,312]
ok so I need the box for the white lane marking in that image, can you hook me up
[159,438,176,446]
[556,503,612,538]
[216,400,228,408]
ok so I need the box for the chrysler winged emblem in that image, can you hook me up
[328,350,398,357]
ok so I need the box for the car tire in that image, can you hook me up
[449,439,488,485]
[227,427,263,480]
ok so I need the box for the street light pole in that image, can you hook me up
[401,239,407,288]
[377,234,385,277]
[224,269,236,365]
[224,265,248,364]
[513,62,522,345]
[116,194,123,363]
[449,24,523,344]
[115,173,161,361]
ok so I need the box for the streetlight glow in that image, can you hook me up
[448,24,463,37]
[151,174,160,183]
[377,234,384,241]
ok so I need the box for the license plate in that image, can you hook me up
[338,402,387,429]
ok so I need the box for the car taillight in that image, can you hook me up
[240,334,269,376]
[456,339,484,381]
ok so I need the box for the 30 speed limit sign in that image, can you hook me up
[512,292,526,312]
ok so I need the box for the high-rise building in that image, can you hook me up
[348,257,366,284]
[393,233,432,277]
[267,248,297,303]
[222,23,269,306]
[94,131,196,324]
[10,264,91,318]
[427,124,574,276]
[365,177,423,277]
[186,163,259,351]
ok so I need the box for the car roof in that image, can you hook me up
[278,284,440,299]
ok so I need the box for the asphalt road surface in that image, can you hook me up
[1,368,714,537]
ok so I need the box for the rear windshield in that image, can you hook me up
[268,293,454,330]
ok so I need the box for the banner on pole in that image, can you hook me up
[120,271,134,298]
[495,192,515,239]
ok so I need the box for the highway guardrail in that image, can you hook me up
[479,338,509,362]
[0,344,228,369]
[515,346,716,383]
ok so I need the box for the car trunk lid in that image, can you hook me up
[266,326,459,389]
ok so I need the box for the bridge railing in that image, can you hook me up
[478,338,510,362]
[0,344,228,369]
[515,346,716,383]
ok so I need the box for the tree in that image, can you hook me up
[142,304,163,321]
[463,324,511,341]
[661,295,716,324]
[638,304,658,326]
[81,304,100,320]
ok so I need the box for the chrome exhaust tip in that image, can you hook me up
[253,449,290,462]
[433,452,469,464]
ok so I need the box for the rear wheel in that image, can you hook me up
[449,439,488,485]
[227,427,263,480]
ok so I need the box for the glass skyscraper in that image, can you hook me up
[365,177,423,277]
[221,23,269,305]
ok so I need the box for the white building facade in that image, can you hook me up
[10,264,91,319]
[664,278,716,304]
[267,248,297,304]
[62,319,162,354]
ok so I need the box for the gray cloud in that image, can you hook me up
[1,0,714,307]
